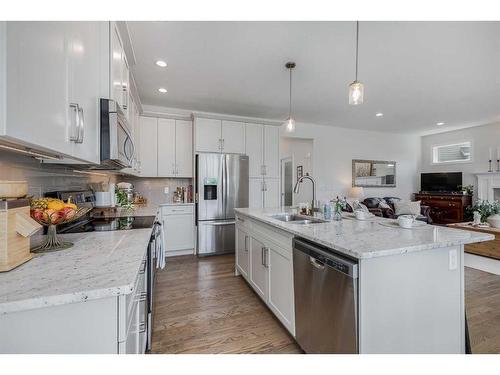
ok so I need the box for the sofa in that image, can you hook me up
[362,197,433,224]
[344,197,432,224]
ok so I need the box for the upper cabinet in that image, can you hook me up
[263,126,280,179]
[139,116,193,178]
[245,123,264,178]
[194,117,245,154]
[0,21,133,165]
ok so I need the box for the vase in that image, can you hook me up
[486,214,500,228]
[31,224,73,253]
[333,209,342,221]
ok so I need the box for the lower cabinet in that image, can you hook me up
[235,215,295,336]
[161,205,195,256]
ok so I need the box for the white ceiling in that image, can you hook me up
[127,21,500,134]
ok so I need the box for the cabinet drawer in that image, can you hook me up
[161,205,194,215]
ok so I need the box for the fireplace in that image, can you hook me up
[477,173,500,202]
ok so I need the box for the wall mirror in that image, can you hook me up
[352,159,396,187]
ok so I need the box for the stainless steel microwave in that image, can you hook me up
[100,99,134,169]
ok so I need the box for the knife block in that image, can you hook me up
[0,199,42,272]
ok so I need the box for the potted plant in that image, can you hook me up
[469,200,500,227]
[458,184,473,195]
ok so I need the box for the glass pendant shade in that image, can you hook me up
[349,81,364,105]
[284,117,296,133]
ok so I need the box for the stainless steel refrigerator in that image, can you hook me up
[196,153,249,256]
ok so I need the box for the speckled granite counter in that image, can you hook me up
[0,228,152,315]
[234,208,494,260]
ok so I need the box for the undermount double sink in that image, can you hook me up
[271,213,326,225]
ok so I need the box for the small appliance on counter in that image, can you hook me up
[0,181,42,272]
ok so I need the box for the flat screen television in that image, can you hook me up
[420,172,462,192]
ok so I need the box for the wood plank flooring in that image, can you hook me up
[465,267,500,354]
[151,254,499,354]
[150,254,302,353]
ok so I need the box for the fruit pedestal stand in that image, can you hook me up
[30,207,91,253]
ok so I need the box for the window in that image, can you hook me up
[432,142,472,164]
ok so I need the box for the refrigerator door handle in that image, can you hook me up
[223,154,228,218]
[205,221,236,226]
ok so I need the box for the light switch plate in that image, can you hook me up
[164,187,170,194]
[449,249,458,270]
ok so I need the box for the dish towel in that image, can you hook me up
[155,220,166,269]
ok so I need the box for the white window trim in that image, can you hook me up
[430,140,473,165]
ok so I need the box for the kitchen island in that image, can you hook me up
[234,207,494,354]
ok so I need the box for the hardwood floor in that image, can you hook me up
[465,267,500,354]
[150,254,302,354]
[150,254,499,354]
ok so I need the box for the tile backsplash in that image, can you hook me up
[0,149,193,208]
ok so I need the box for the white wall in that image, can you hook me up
[420,122,500,199]
[280,122,420,202]
[280,137,314,204]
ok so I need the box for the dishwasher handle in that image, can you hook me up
[294,238,358,278]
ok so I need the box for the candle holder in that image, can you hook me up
[489,160,493,172]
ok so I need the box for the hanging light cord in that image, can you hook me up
[355,21,359,82]
[289,66,292,118]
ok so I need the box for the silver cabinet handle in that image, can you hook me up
[139,322,146,334]
[76,107,84,143]
[221,138,225,150]
[69,103,80,142]
[261,247,269,268]
[122,84,128,110]
[261,247,265,266]
[218,138,222,151]
[244,235,248,252]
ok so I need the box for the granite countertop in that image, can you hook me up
[0,228,152,315]
[234,207,494,260]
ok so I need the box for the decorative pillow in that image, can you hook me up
[378,200,391,209]
[394,200,421,216]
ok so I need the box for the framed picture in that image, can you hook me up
[297,165,303,180]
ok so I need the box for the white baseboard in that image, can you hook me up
[165,249,194,257]
[464,253,500,275]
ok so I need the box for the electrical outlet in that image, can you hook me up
[164,187,170,194]
[449,249,457,270]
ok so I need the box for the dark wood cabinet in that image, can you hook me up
[414,193,472,224]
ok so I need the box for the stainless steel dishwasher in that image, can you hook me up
[293,238,359,353]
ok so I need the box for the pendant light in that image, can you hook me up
[284,62,296,133]
[349,21,364,105]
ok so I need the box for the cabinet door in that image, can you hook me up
[195,118,221,152]
[221,120,245,154]
[263,178,280,208]
[157,118,176,177]
[70,22,108,164]
[139,117,158,177]
[268,245,295,335]
[5,22,73,156]
[249,237,268,301]
[264,126,280,178]
[110,23,124,108]
[175,120,193,177]
[163,213,195,251]
[249,178,264,209]
[245,123,264,177]
[121,54,130,120]
[236,226,250,278]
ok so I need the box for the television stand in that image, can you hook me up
[414,192,472,224]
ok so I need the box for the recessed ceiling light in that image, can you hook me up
[375,113,384,117]
[155,60,167,68]
[436,122,445,126]
[158,88,167,93]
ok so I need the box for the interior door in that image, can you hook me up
[225,154,249,219]
[197,153,224,220]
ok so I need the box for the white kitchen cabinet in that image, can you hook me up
[139,117,158,177]
[139,116,193,177]
[263,125,280,178]
[236,225,250,278]
[245,123,264,177]
[221,120,245,154]
[195,118,222,152]
[263,178,281,208]
[175,120,193,177]
[249,178,264,208]
[110,22,126,111]
[267,244,295,333]
[162,205,195,256]
[249,236,268,300]
[157,118,176,177]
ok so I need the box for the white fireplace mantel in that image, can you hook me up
[476,173,500,202]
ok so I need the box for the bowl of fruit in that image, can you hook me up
[30,197,92,253]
